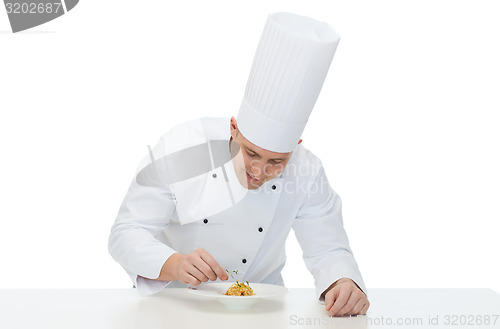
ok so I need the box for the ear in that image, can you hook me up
[230,116,238,138]
[298,139,303,145]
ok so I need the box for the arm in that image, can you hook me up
[292,166,369,314]
[109,173,228,292]
[108,177,178,292]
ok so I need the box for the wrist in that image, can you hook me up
[157,253,185,281]
[333,278,352,286]
[321,278,353,298]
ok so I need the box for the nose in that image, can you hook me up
[248,160,266,180]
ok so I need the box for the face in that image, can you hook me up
[229,117,300,190]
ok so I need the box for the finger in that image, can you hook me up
[347,297,366,315]
[183,262,210,283]
[198,249,228,280]
[191,256,217,281]
[191,250,218,281]
[359,301,370,315]
[338,292,362,316]
[329,287,351,317]
[180,272,202,285]
[186,252,213,281]
[324,289,338,311]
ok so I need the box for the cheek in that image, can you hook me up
[267,162,288,176]
[232,150,248,173]
[241,154,251,171]
[244,155,261,172]
[263,165,280,177]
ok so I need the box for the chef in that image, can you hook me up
[109,12,370,316]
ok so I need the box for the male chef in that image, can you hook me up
[109,12,370,316]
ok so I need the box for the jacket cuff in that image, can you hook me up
[136,276,172,295]
[129,246,177,281]
[315,269,367,303]
[125,249,177,295]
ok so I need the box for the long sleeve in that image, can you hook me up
[292,166,366,302]
[108,177,177,294]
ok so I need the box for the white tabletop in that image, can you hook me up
[0,288,499,329]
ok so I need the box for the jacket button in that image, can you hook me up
[242,259,247,264]
[258,227,263,232]
[271,185,276,190]
[203,219,208,224]
[212,173,217,178]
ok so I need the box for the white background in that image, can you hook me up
[1,0,498,293]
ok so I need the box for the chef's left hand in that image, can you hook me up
[323,278,370,317]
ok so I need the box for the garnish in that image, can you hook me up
[224,280,255,296]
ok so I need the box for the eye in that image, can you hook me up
[246,151,257,157]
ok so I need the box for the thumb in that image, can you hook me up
[325,286,340,310]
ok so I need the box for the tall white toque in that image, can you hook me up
[237,12,341,153]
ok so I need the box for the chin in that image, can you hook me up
[247,183,261,190]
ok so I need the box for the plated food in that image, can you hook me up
[224,281,255,296]
[188,282,290,310]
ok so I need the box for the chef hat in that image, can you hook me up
[237,12,341,153]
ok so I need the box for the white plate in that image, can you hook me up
[188,282,290,310]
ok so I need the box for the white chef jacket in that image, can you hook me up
[108,117,366,301]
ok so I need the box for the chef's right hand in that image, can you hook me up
[171,248,228,285]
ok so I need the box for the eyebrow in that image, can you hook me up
[245,147,287,161]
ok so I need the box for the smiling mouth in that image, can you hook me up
[246,172,260,183]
